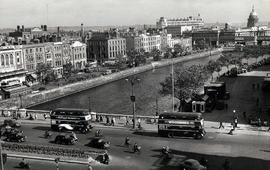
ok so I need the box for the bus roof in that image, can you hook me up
[159,112,202,120]
[52,108,89,112]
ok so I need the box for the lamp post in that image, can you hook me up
[88,96,91,113]
[0,140,4,170]
[126,77,140,129]
[171,57,175,111]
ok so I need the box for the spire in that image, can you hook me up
[252,5,254,12]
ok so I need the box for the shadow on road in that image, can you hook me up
[151,149,270,170]
[32,126,51,131]
[132,131,159,137]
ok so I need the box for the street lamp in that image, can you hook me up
[171,56,175,112]
[126,77,140,129]
[0,140,4,170]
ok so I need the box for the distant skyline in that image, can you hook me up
[0,0,269,28]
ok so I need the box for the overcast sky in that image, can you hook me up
[0,0,269,28]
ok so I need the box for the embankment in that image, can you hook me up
[0,49,222,109]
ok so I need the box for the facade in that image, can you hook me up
[87,37,126,63]
[166,25,193,37]
[70,41,87,69]
[140,34,161,52]
[157,15,204,29]
[191,29,220,47]
[125,36,142,52]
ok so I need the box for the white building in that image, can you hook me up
[70,41,87,69]
[140,34,161,52]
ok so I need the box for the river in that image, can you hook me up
[30,54,220,116]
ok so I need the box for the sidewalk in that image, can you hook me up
[0,116,269,137]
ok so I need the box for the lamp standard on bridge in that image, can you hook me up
[126,77,140,129]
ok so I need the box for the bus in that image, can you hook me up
[50,108,92,132]
[158,112,205,139]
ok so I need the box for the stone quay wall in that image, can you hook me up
[0,49,222,109]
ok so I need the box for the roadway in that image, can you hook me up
[2,124,270,170]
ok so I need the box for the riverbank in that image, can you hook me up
[0,49,222,109]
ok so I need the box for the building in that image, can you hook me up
[70,41,87,70]
[191,29,220,48]
[156,15,204,29]
[247,6,259,28]
[165,25,193,37]
[140,34,161,52]
[125,36,142,52]
[87,35,126,63]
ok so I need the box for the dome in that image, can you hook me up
[247,5,259,28]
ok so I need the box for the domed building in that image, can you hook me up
[247,5,259,28]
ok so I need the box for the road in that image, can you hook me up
[2,124,270,170]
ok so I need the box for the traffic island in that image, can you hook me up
[2,143,105,164]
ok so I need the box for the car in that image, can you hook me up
[1,127,21,137]
[3,119,21,128]
[54,134,76,145]
[87,138,110,149]
[5,132,26,143]
[179,159,207,170]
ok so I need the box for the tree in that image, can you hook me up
[163,46,173,59]
[173,43,186,57]
[127,50,146,67]
[63,62,73,79]
[115,54,127,70]
[151,48,162,61]
[160,65,209,111]
[35,63,56,84]
[205,60,222,80]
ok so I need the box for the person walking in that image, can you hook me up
[219,121,224,129]
[126,116,130,125]
[234,118,238,128]
[111,117,115,126]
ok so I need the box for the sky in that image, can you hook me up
[0,0,269,28]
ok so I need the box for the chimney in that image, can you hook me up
[21,25,24,32]
[57,26,60,37]
[44,25,47,31]
[17,25,20,32]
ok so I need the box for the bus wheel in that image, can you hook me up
[167,132,174,138]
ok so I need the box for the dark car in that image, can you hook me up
[87,138,110,149]
[3,119,21,128]
[54,134,76,145]
[179,159,207,170]
[5,132,26,143]
[1,127,21,137]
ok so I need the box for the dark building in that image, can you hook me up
[247,6,259,28]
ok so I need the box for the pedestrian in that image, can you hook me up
[43,113,47,120]
[106,116,110,125]
[34,114,38,120]
[126,116,130,125]
[242,111,246,119]
[137,118,141,129]
[100,116,103,122]
[234,118,238,128]
[219,121,224,129]
[111,117,115,126]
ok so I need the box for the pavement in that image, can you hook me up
[0,115,269,137]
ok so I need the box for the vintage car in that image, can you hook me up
[4,132,26,143]
[3,119,21,128]
[1,127,21,137]
[87,138,110,149]
[54,134,76,145]
[179,159,207,170]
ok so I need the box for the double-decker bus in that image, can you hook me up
[158,112,205,139]
[50,108,92,132]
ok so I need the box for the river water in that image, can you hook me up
[30,54,220,116]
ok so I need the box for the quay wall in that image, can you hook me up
[0,49,222,109]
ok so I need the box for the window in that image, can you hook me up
[1,55,4,66]
[5,54,9,65]
[10,54,13,65]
